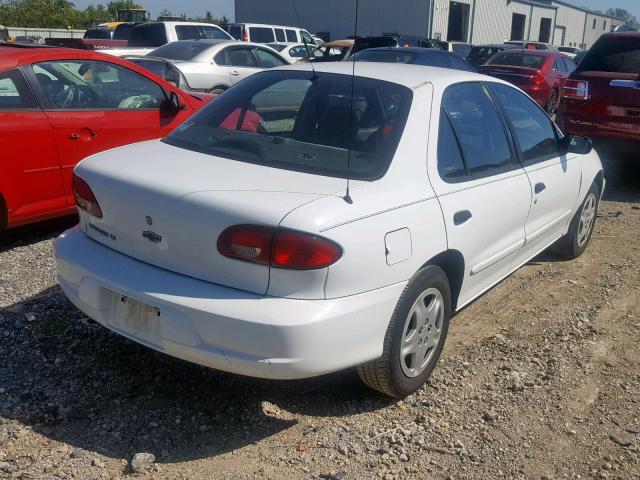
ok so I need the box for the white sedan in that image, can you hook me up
[144,39,289,93]
[55,62,604,398]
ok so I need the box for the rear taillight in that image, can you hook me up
[242,30,248,42]
[218,225,342,270]
[532,72,546,85]
[72,173,102,218]
[562,79,589,100]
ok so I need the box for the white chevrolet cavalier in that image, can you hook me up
[55,62,604,398]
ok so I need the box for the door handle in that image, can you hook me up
[534,182,546,194]
[230,70,240,76]
[453,210,472,226]
[69,128,97,141]
[69,132,80,140]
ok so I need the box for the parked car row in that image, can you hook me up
[3,27,636,400]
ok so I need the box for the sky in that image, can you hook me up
[70,0,640,22]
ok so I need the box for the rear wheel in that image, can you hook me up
[357,266,451,398]
[545,89,559,116]
[552,182,599,259]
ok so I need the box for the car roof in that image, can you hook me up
[277,61,495,90]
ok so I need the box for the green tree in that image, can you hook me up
[0,0,83,28]
[606,8,639,29]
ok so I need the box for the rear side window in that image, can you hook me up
[562,57,576,72]
[0,69,38,109]
[202,25,231,40]
[113,23,136,40]
[441,83,515,176]
[128,23,167,47]
[285,29,297,42]
[175,25,202,40]
[226,47,258,67]
[489,52,546,69]
[577,37,640,73]
[164,71,413,180]
[249,27,275,43]
[437,109,467,180]
[488,83,560,164]
[254,48,287,68]
[227,25,242,40]
[275,29,285,42]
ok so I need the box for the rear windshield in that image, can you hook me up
[310,45,351,62]
[353,50,417,64]
[128,23,167,47]
[164,71,412,180]
[488,52,546,68]
[468,46,502,61]
[249,27,274,43]
[577,37,640,73]
[84,28,112,39]
[113,23,136,40]
[149,41,215,60]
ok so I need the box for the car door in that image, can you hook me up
[429,82,532,308]
[26,59,193,207]
[0,68,67,227]
[224,46,262,84]
[487,82,582,265]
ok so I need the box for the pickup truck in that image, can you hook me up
[101,21,234,57]
[44,22,136,50]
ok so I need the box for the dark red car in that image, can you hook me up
[557,32,640,145]
[0,44,211,230]
[478,49,576,115]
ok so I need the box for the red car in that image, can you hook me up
[557,32,640,144]
[479,49,576,115]
[0,44,211,230]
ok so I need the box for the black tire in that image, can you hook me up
[552,182,600,260]
[357,266,451,398]
[545,89,559,116]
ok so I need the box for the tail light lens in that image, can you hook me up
[218,225,342,270]
[532,72,546,85]
[562,79,589,100]
[72,173,102,218]
[242,30,248,42]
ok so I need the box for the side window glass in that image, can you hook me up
[442,83,514,176]
[301,31,314,45]
[437,109,467,180]
[285,29,297,42]
[249,27,275,43]
[214,50,228,66]
[275,29,285,42]
[0,69,38,109]
[33,61,165,110]
[227,48,258,67]
[488,82,560,163]
[290,46,306,58]
[563,57,576,72]
[552,58,561,72]
[175,25,202,40]
[254,48,287,68]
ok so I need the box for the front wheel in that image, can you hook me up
[552,182,600,259]
[357,266,451,398]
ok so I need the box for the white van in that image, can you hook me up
[222,23,317,46]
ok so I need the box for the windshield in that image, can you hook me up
[353,50,417,64]
[488,52,546,68]
[164,71,412,180]
[148,41,216,60]
[577,37,640,73]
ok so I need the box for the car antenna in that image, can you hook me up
[342,0,359,204]
[290,0,318,81]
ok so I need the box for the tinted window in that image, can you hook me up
[0,69,38,109]
[552,58,564,72]
[289,46,308,58]
[442,83,514,176]
[310,45,350,62]
[301,31,314,45]
[128,23,167,47]
[202,26,230,39]
[164,71,412,180]
[149,41,216,60]
[175,25,202,40]
[84,28,112,39]
[275,29,285,42]
[254,48,287,67]
[249,27,275,43]
[438,109,466,180]
[33,60,165,110]
[489,83,560,163]
[285,29,297,42]
[489,52,547,69]
[226,47,258,67]
[448,54,475,72]
[428,52,451,68]
[214,50,228,65]
[353,50,417,64]
[562,56,576,72]
[467,46,503,66]
[113,23,136,40]
[577,37,640,73]
[228,25,242,40]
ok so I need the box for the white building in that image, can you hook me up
[234,0,623,48]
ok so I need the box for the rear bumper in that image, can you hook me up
[54,228,404,379]
[558,104,640,143]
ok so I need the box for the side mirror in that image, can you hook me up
[166,90,186,111]
[560,134,592,155]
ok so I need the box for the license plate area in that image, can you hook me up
[110,294,161,343]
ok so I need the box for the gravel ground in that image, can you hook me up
[0,150,639,480]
